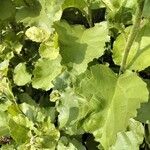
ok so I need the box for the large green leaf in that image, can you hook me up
[32,56,62,90]
[76,65,148,149]
[55,21,108,74]
[113,22,150,71]
[110,119,144,150]
[13,63,32,86]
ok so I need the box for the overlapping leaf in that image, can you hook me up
[13,63,32,86]
[57,64,148,149]
[79,65,148,149]
[55,21,108,74]
[143,0,150,18]
[16,0,64,34]
[32,56,62,90]
[57,136,86,150]
[110,119,144,150]
[113,22,150,71]
[39,33,59,59]
[25,26,50,42]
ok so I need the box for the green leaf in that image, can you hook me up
[57,136,86,150]
[110,119,144,150]
[56,88,89,134]
[75,65,148,149]
[0,112,9,136]
[62,0,87,10]
[113,22,150,71]
[7,102,60,149]
[15,0,41,22]
[39,33,59,59]
[13,63,32,86]
[32,56,62,90]
[0,78,15,102]
[0,145,16,150]
[143,0,150,18]
[0,0,15,21]
[63,0,104,11]
[9,119,29,144]
[55,21,108,74]
[25,26,50,42]
[18,0,64,34]
[0,60,9,77]
[136,79,150,123]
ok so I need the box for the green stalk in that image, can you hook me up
[87,7,93,27]
[119,0,145,74]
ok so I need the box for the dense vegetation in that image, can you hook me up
[0,0,150,149]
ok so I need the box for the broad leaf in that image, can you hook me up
[39,33,59,59]
[143,0,150,18]
[57,136,86,150]
[113,22,150,71]
[17,0,64,33]
[75,65,148,149]
[0,0,15,21]
[110,119,144,150]
[13,63,32,86]
[56,88,89,134]
[136,79,150,123]
[63,0,104,11]
[63,0,87,10]
[32,56,62,90]
[9,118,29,144]
[55,21,108,74]
[0,112,9,136]
[15,0,41,22]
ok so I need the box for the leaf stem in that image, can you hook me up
[87,7,94,27]
[119,0,145,74]
[101,0,114,11]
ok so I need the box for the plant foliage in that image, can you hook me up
[0,0,150,149]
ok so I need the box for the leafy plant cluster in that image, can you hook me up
[0,0,150,149]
